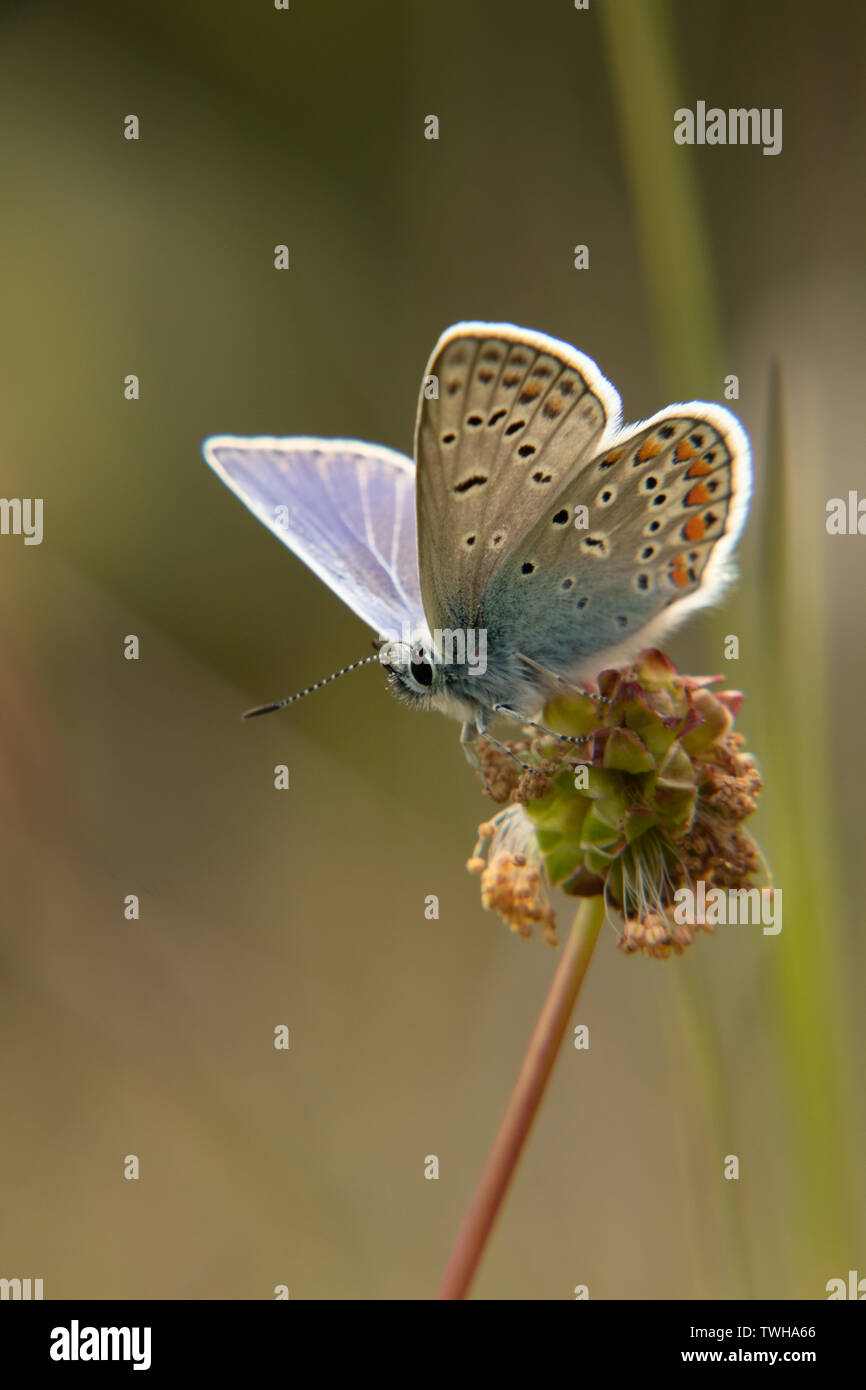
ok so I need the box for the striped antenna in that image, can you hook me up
[242,652,381,719]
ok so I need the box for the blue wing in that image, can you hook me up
[202,436,426,642]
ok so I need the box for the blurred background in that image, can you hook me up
[0,0,863,1299]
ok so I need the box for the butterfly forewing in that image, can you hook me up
[415,323,621,632]
[203,436,425,641]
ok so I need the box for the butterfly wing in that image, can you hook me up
[414,322,623,632]
[483,403,752,678]
[202,436,425,641]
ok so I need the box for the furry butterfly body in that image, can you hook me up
[203,322,751,750]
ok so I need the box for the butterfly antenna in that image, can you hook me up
[242,652,381,719]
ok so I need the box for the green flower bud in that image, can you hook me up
[468,650,763,956]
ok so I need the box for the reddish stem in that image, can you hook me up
[436,897,605,1299]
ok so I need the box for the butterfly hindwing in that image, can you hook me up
[482,404,751,678]
[202,436,425,641]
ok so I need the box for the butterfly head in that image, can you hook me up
[378,634,481,722]
[379,636,443,707]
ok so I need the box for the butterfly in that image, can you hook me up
[203,322,751,764]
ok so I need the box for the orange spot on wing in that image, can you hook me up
[686,458,713,477]
[675,439,698,462]
[683,515,706,541]
[637,438,661,461]
[602,448,624,465]
[518,380,542,402]
[670,564,690,588]
[685,482,710,506]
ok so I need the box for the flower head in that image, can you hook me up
[468,803,559,946]
[468,650,763,958]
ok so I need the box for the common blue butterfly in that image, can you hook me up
[203,322,751,760]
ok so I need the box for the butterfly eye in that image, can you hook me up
[410,656,434,687]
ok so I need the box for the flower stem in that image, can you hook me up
[436,896,606,1300]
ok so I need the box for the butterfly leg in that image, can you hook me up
[460,720,482,769]
[459,720,500,795]
[515,653,612,708]
[458,716,533,786]
[473,711,534,773]
[492,703,594,752]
